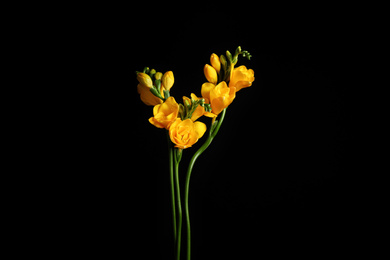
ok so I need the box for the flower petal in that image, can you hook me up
[193,121,207,138]
[201,82,215,102]
[137,84,163,106]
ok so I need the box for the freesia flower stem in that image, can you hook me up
[174,148,182,260]
[167,132,177,252]
[184,108,227,260]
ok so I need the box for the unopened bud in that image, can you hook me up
[143,67,150,74]
[226,50,232,63]
[204,64,218,84]
[155,72,163,80]
[210,53,221,73]
[235,46,242,55]
[137,73,153,88]
[162,71,174,91]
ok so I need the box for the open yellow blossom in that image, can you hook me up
[201,81,236,115]
[149,96,179,129]
[229,65,255,92]
[169,118,207,149]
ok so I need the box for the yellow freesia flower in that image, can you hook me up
[229,65,255,92]
[169,118,207,149]
[204,64,218,84]
[149,96,179,129]
[201,81,236,115]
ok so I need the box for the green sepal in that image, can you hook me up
[203,103,211,112]
[154,79,161,91]
[163,89,170,99]
[179,104,185,120]
[150,87,163,99]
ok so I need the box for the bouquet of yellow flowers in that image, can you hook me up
[136,46,255,260]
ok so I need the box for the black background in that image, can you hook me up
[97,5,363,259]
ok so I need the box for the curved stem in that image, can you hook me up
[184,108,227,260]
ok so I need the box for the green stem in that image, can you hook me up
[184,108,227,260]
[167,132,176,251]
[174,148,182,260]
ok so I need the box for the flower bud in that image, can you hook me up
[162,71,174,91]
[226,50,233,63]
[155,72,163,80]
[204,64,218,84]
[137,73,153,89]
[210,53,221,73]
[142,67,150,74]
[149,69,156,79]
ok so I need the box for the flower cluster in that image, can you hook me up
[136,46,255,149]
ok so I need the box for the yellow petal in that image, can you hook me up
[201,82,215,102]
[229,66,255,91]
[160,96,178,114]
[203,111,217,118]
[137,84,163,106]
[191,106,204,122]
[232,81,252,91]
[149,116,164,128]
[193,121,206,138]
[190,93,199,100]
[180,118,193,129]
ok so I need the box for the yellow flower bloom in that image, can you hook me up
[162,71,174,91]
[210,81,236,115]
[149,96,179,129]
[201,81,236,115]
[204,64,218,84]
[210,53,221,73]
[229,65,255,92]
[169,118,207,149]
